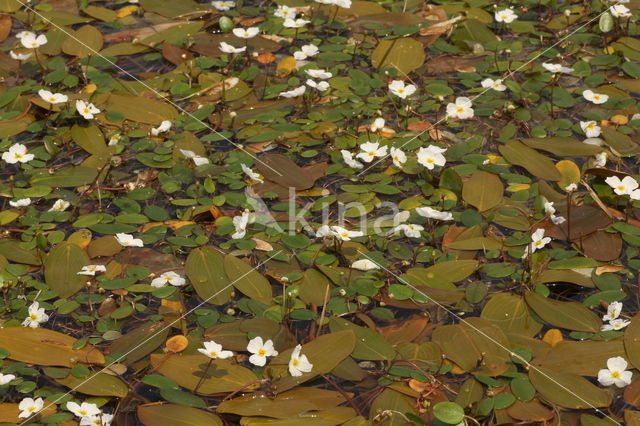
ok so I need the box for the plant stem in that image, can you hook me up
[194,358,213,394]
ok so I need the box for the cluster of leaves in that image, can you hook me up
[0,0,639,425]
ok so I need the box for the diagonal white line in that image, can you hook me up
[355,250,621,425]
[13,0,283,176]
[357,4,622,176]
[20,250,283,424]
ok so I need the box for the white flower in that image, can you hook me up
[247,336,278,366]
[80,414,114,426]
[351,259,380,271]
[601,319,631,332]
[334,0,352,7]
[394,210,410,225]
[603,301,623,322]
[610,5,631,18]
[394,223,424,238]
[481,78,507,91]
[240,164,264,183]
[305,69,332,79]
[583,90,609,104]
[370,118,385,132]
[0,374,15,385]
[211,0,235,11]
[598,357,632,388]
[22,302,48,328]
[415,207,453,221]
[543,200,556,216]
[18,397,44,419]
[314,0,334,4]
[232,209,251,239]
[49,199,70,212]
[605,176,639,196]
[9,50,32,61]
[315,225,333,238]
[542,63,574,74]
[494,8,517,23]
[16,31,35,39]
[340,150,363,169]
[2,143,34,164]
[565,183,578,192]
[9,198,31,207]
[416,145,447,170]
[580,120,601,138]
[180,149,209,166]
[331,226,364,241]
[550,215,566,225]
[150,120,172,136]
[151,271,186,288]
[66,401,101,419]
[526,228,551,255]
[288,344,313,376]
[594,152,607,168]
[75,100,100,119]
[279,86,306,98]
[108,134,122,146]
[274,5,297,19]
[388,80,416,99]
[38,89,68,104]
[115,233,143,247]
[306,79,330,91]
[446,97,474,119]
[77,265,106,276]
[283,18,310,28]
[356,141,388,163]
[198,340,233,359]
[232,27,259,39]
[20,33,47,48]
[390,147,406,168]
[219,42,246,54]
[293,44,319,60]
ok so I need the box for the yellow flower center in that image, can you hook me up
[292,358,300,367]
[535,240,543,247]
[456,106,465,113]
[15,154,23,159]
[617,185,626,191]
[29,314,38,320]
[426,158,434,163]
[49,97,57,102]
[83,108,90,114]
[340,232,349,238]
[367,151,376,156]
[28,407,36,412]
[397,89,404,94]
[209,351,218,357]
[611,371,621,379]
[258,349,267,356]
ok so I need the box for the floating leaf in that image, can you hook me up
[529,366,611,409]
[108,322,169,365]
[138,404,223,426]
[432,317,512,376]
[624,315,640,370]
[481,293,543,337]
[61,25,103,57]
[499,141,561,181]
[462,170,504,212]
[524,291,600,332]
[150,354,258,395]
[0,327,104,367]
[223,254,272,304]
[533,340,625,376]
[329,318,395,361]
[185,247,232,305]
[371,38,425,75]
[44,242,90,298]
[57,372,128,397]
[255,154,316,190]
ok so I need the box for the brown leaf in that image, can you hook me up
[162,41,194,65]
[624,377,640,407]
[407,120,433,132]
[0,14,11,42]
[165,335,188,353]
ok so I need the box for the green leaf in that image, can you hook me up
[529,366,611,409]
[481,293,543,337]
[185,247,232,305]
[524,291,600,332]
[371,38,425,75]
[329,318,395,361]
[462,170,503,212]
[44,242,90,298]
[137,404,223,426]
[223,254,272,304]
[56,372,128,397]
[433,402,465,424]
[499,141,561,181]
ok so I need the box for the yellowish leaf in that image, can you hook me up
[542,329,563,347]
